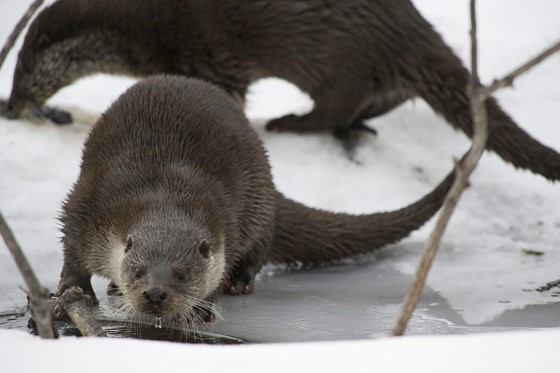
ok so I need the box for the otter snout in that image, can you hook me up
[143,287,168,306]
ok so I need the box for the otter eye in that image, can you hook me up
[135,268,145,279]
[175,271,186,281]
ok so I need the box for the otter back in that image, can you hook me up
[10,0,560,181]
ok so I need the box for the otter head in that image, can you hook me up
[8,45,59,122]
[7,1,137,122]
[8,14,85,120]
[9,28,126,123]
[117,224,226,322]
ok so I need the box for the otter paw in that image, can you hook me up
[224,279,254,296]
[56,285,99,306]
[57,275,99,306]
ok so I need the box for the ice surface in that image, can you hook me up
[0,0,559,369]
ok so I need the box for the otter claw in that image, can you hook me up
[226,282,254,296]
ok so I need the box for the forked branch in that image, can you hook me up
[390,0,560,336]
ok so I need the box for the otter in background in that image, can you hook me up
[6,0,560,181]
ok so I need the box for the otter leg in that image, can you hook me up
[266,88,410,134]
[266,77,370,134]
[57,264,98,305]
[224,235,271,296]
[361,90,412,119]
[225,257,262,296]
[333,91,412,157]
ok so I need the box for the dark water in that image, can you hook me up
[2,258,559,344]
[0,310,245,345]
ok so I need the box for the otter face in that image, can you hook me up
[118,232,226,321]
[9,40,79,119]
[9,30,128,122]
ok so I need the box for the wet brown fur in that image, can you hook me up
[58,76,457,319]
[9,0,560,181]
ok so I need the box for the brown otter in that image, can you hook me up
[58,76,459,323]
[7,0,560,181]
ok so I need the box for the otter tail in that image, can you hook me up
[268,167,456,265]
[403,22,560,182]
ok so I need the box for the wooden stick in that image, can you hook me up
[0,211,55,339]
[389,0,560,337]
[50,287,105,337]
[482,41,560,98]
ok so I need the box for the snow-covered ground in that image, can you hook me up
[1,0,559,371]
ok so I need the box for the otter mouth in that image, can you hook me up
[138,303,173,317]
[141,309,167,317]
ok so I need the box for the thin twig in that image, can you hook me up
[0,211,55,339]
[0,0,44,68]
[469,0,480,87]
[482,41,560,97]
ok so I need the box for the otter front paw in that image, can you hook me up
[223,264,258,296]
[57,275,98,305]
[226,278,255,295]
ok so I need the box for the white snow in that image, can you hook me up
[1,0,559,371]
[2,328,560,373]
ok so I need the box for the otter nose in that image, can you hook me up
[143,287,167,305]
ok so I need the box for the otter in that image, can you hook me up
[7,0,560,181]
[58,76,459,323]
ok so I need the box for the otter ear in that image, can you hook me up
[125,235,133,253]
[198,239,211,259]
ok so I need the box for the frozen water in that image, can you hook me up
[0,0,559,348]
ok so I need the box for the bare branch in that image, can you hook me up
[390,0,560,337]
[0,211,55,339]
[483,41,560,97]
[0,0,44,69]
[390,0,489,337]
[469,0,480,87]
[50,287,105,337]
